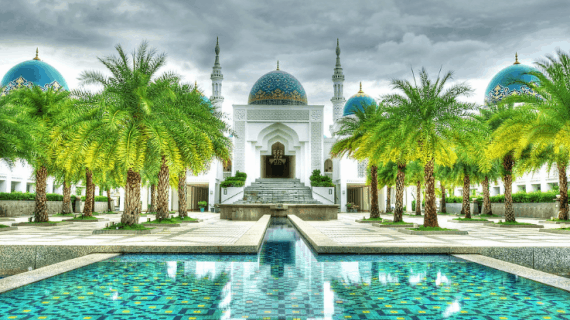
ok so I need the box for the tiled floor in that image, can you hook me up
[308,213,570,247]
[0,212,255,246]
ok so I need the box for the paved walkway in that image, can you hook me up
[311,213,570,247]
[0,212,254,246]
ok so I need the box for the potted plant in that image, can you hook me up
[214,203,220,213]
[346,202,353,212]
[198,201,208,212]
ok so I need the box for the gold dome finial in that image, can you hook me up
[33,47,40,61]
[195,80,198,88]
[276,60,279,70]
[358,82,363,93]
[514,52,520,65]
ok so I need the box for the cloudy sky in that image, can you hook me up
[1,0,569,135]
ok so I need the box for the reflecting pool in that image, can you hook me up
[0,218,569,319]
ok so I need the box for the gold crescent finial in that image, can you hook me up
[276,60,279,70]
[514,52,520,65]
[358,82,363,93]
[33,47,40,60]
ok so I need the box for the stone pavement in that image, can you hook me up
[310,213,570,247]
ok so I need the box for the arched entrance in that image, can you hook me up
[261,142,295,178]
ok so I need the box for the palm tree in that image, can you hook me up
[369,161,398,213]
[376,68,475,227]
[488,50,570,220]
[435,165,453,214]
[448,155,484,219]
[4,86,71,222]
[332,102,383,218]
[71,42,180,225]
[0,97,30,163]
[406,161,424,216]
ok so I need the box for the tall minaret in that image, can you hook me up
[210,37,224,112]
[331,38,346,125]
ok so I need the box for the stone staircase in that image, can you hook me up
[236,178,321,204]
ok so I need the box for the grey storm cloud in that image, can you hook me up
[1,0,570,132]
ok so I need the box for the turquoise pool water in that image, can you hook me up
[1,218,569,319]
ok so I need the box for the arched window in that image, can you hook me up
[324,159,333,172]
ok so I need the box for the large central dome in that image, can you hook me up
[248,69,307,105]
[484,54,540,106]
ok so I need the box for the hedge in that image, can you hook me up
[309,170,334,187]
[0,192,77,202]
[221,171,247,188]
[447,191,560,204]
[80,196,109,202]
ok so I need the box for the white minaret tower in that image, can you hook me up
[210,37,224,112]
[331,38,346,131]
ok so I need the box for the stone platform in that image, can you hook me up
[219,203,338,221]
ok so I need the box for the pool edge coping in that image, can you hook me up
[453,254,570,293]
[0,253,120,294]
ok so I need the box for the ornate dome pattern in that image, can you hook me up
[1,56,69,97]
[343,84,375,116]
[484,59,540,106]
[248,70,307,105]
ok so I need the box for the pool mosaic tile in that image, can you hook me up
[0,218,569,319]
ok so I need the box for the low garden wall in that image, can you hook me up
[0,200,109,217]
[445,202,479,215]
[490,202,556,219]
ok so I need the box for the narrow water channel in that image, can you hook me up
[0,217,569,319]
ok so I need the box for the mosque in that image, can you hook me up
[0,41,558,214]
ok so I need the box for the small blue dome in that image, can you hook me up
[485,60,540,106]
[248,70,307,105]
[1,57,69,96]
[343,85,375,116]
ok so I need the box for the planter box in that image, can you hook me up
[312,187,334,204]
[445,202,479,215]
[489,202,556,219]
[177,219,202,224]
[0,200,65,217]
[92,228,162,235]
[0,218,16,221]
[221,187,245,204]
[539,229,570,234]
[0,226,18,232]
[12,221,73,227]
[539,220,567,224]
[64,218,109,223]
[355,219,382,223]
[487,223,544,228]
[373,222,416,228]
[397,228,469,235]
[142,223,181,228]
[450,219,492,224]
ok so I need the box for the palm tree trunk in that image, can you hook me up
[156,156,170,220]
[369,165,380,219]
[393,164,406,222]
[440,182,446,213]
[503,154,515,222]
[149,184,157,213]
[423,158,439,227]
[386,187,392,213]
[482,176,492,215]
[62,180,72,214]
[34,166,48,222]
[106,189,112,213]
[462,174,471,219]
[178,170,187,218]
[121,168,141,225]
[558,162,568,220]
[415,180,422,216]
[83,168,94,217]
[92,184,96,213]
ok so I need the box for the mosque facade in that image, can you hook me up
[0,42,560,214]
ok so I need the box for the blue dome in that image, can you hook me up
[248,70,307,105]
[343,87,375,116]
[1,58,69,97]
[484,62,540,106]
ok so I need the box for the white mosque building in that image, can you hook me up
[0,41,561,214]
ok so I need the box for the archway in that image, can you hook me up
[262,142,295,178]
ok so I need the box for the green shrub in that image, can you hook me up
[488,190,559,203]
[221,171,247,188]
[80,196,108,202]
[446,196,462,203]
[411,200,416,211]
[309,170,334,187]
[198,201,208,208]
[0,192,70,201]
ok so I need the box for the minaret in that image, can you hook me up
[210,37,224,112]
[331,38,346,124]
